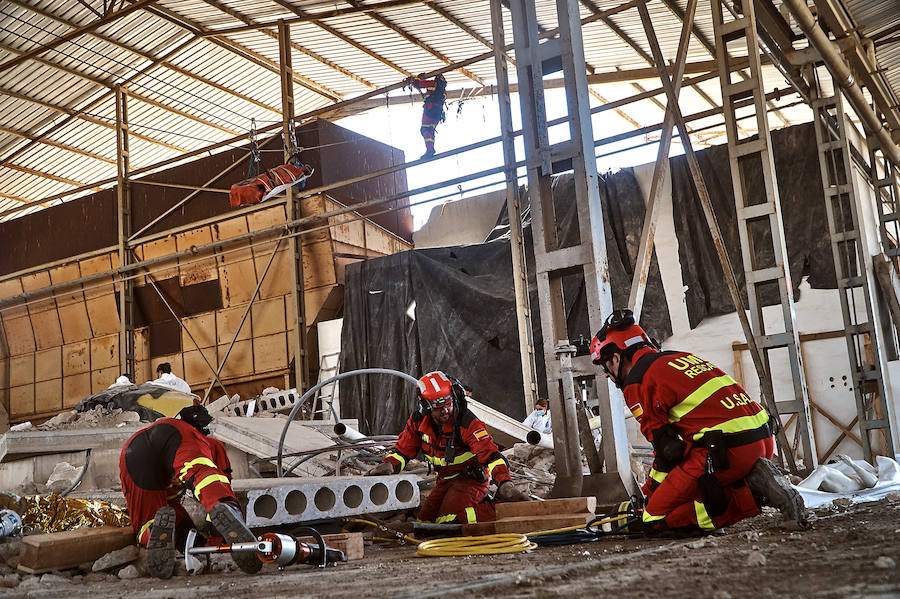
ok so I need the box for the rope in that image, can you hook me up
[415,534,536,557]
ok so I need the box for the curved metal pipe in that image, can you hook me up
[61,448,92,497]
[781,0,900,164]
[277,368,419,477]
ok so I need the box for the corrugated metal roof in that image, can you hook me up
[0,0,886,221]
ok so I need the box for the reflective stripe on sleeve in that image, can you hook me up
[649,468,668,484]
[435,513,458,523]
[694,501,716,530]
[691,410,770,441]
[464,507,477,524]
[194,473,230,497]
[668,375,736,422]
[425,451,475,467]
[387,452,407,470]
[487,458,505,478]
[179,457,217,481]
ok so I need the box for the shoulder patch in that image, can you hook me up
[623,350,680,388]
[473,429,489,441]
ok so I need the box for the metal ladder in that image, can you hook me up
[811,80,895,462]
[710,0,816,466]
[312,350,341,421]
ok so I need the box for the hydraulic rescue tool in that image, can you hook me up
[184,527,346,574]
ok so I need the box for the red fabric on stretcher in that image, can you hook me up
[229,163,313,208]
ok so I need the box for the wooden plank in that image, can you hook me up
[462,513,594,536]
[18,526,134,574]
[0,425,143,462]
[294,532,363,561]
[495,497,597,519]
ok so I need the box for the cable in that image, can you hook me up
[415,534,536,557]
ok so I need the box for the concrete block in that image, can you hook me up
[233,475,420,526]
[211,417,334,477]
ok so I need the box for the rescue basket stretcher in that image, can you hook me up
[229,162,314,208]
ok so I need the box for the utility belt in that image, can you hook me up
[702,417,774,473]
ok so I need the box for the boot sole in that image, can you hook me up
[147,506,176,579]
[208,504,262,574]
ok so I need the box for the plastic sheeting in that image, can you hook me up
[670,122,835,327]
[340,169,672,435]
[75,384,196,421]
[795,456,900,509]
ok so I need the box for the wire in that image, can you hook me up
[415,534,536,557]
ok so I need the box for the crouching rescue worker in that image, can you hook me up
[367,370,529,524]
[119,404,261,578]
[590,309,808,534]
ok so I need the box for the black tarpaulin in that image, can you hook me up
[341,169,672,435]
[671,122,834,327]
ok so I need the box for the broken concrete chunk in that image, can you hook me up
[45,462,80,495]
[874,556,896,569]
[117,564,140,579]
[92,544,139,572]
[39,572,70,584]
[745,550,766,567]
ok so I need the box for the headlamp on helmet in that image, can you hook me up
[417,371,458,411]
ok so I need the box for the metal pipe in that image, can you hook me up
[781,0,900,164]
[526,429,554,449]
[277,368,419,476]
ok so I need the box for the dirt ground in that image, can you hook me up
[2,495,899,598]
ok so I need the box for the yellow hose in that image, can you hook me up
[415,534,536,557]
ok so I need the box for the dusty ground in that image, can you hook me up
[2,496,899,598]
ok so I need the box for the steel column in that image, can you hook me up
[709,0,815,469]
[490,0,538,414]
[509,0,632,497]
[114,86,135,379]
[279,20,308,394]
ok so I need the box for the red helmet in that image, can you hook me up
[590,309,652,365]
[417,371,456,410]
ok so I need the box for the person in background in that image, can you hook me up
[152,362,192,395]
[523,397,552,435]
[405,73,447,159]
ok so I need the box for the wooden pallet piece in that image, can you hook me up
[18,526,134,574]
[462,512,595,536]
[495,497,596,519]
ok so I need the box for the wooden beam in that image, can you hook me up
[3,163,95,188]
[18,527,134,574]
[0,0,160,74]
[0,124,115,165]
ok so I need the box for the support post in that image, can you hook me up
[279,20,308,394]
[490,0,538,414]
[114,86,135,379]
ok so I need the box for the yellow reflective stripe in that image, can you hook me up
[695,501,715,530]
[388,453,407,470]
[443,472,460,480]
[422,434,430,444]
[642,511,666,523]
[425,451,476,467]
[138,518,154,544]
[179,457,217,481]
[691,411,770,441]
[487,458,505,478]
[194,474,230,497]
[435,513,458,523]
[464,507,477,524]
[669,375,736,422]
[649,468,668,484]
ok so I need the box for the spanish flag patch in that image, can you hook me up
[629,404,644,419]
[473,429,489,440]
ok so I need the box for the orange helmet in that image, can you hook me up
[417,371,459,410]
[590,309,652,365]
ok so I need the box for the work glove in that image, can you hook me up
[495,481,529,502]
[366,462,395,476]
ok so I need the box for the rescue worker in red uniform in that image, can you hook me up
[367,371,529,523]
[119,405,261,578]
[406,73,446,159]
[590,309,807,534]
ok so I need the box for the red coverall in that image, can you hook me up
[383,408,511,524]
[119,418,236,546]
[412,76,445,155]
[624,347,774,532]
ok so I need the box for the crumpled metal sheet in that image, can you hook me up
[16,494,130,534]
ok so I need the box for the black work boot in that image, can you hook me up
[208,503,262,574]
[746,458,809,529]
[147,506,176,579]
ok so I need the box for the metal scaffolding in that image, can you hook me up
[114,86,135,379]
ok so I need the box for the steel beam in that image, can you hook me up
[114,86,135,379]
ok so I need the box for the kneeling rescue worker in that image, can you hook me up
[119,404,261,578]
[590,309,808,534]
[367,371,529,523]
